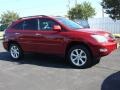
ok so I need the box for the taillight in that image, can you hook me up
[3,29,6,40]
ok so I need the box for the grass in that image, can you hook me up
[113,34,120,38]
[113,34,120,47]
[0,31,4,40]
[113,34,120,46]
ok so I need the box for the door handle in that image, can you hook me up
[35,33,42,36]
[15,33,20,35]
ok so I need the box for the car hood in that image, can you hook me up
[72,28,110,35]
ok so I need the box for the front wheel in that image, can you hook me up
[67,45,92,68]
[9,44,23,60]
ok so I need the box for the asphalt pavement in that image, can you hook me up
[0,40,120,90]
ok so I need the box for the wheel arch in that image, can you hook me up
[8,40,22,51]
[65,41,93,59]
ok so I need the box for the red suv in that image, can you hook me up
[3,15,118,68]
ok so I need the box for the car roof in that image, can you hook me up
[14,15,65,23]
[11,15,64,27]
[18,15,63,21]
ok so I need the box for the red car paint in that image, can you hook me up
[3,16,117,60]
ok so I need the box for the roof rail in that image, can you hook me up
[18,15,48,19]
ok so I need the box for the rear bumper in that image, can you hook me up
[3,41,9,51]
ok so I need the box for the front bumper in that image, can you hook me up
[92,41,117,57]
[99,42,117,56]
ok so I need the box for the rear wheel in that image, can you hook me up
[9,44,23,60]
[67,45,92,68]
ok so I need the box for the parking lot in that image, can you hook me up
[0,40,120,90]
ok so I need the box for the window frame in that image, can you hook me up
[38,18,60,31]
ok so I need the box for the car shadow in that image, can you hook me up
[101,71,120,90]
[0,52,72,69]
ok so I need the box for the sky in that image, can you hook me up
[0,0,107,18]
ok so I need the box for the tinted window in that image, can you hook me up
[39,18,58,31]
[12,21,24,30]
[23,19,38,30]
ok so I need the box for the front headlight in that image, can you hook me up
[91,35,108,43]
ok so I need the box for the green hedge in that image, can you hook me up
[0,25,8,31]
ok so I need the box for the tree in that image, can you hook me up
[0,11,19,29]
[67,2,96,20]
[101,0,120,20]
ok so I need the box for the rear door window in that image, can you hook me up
[23,19,38,30]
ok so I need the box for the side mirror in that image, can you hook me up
[53,25,61,31]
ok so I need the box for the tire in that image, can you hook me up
[9,44,23,60]
[67,45,92,69]
[93,58,101,65]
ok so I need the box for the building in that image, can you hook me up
[88,18,120,34]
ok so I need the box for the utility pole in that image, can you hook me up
[67,0,71,11]
[75,0,77,5]
[102,7,104,18]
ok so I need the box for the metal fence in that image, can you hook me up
[88,18,120,34]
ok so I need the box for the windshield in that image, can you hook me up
[75,20,90,28]
[55,17,83,29]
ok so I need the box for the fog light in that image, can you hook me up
[100,48,108,52]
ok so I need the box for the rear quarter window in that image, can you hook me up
[12,21,24,30]
[11,19,38,30]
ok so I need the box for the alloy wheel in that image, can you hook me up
[70,49,87,66]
